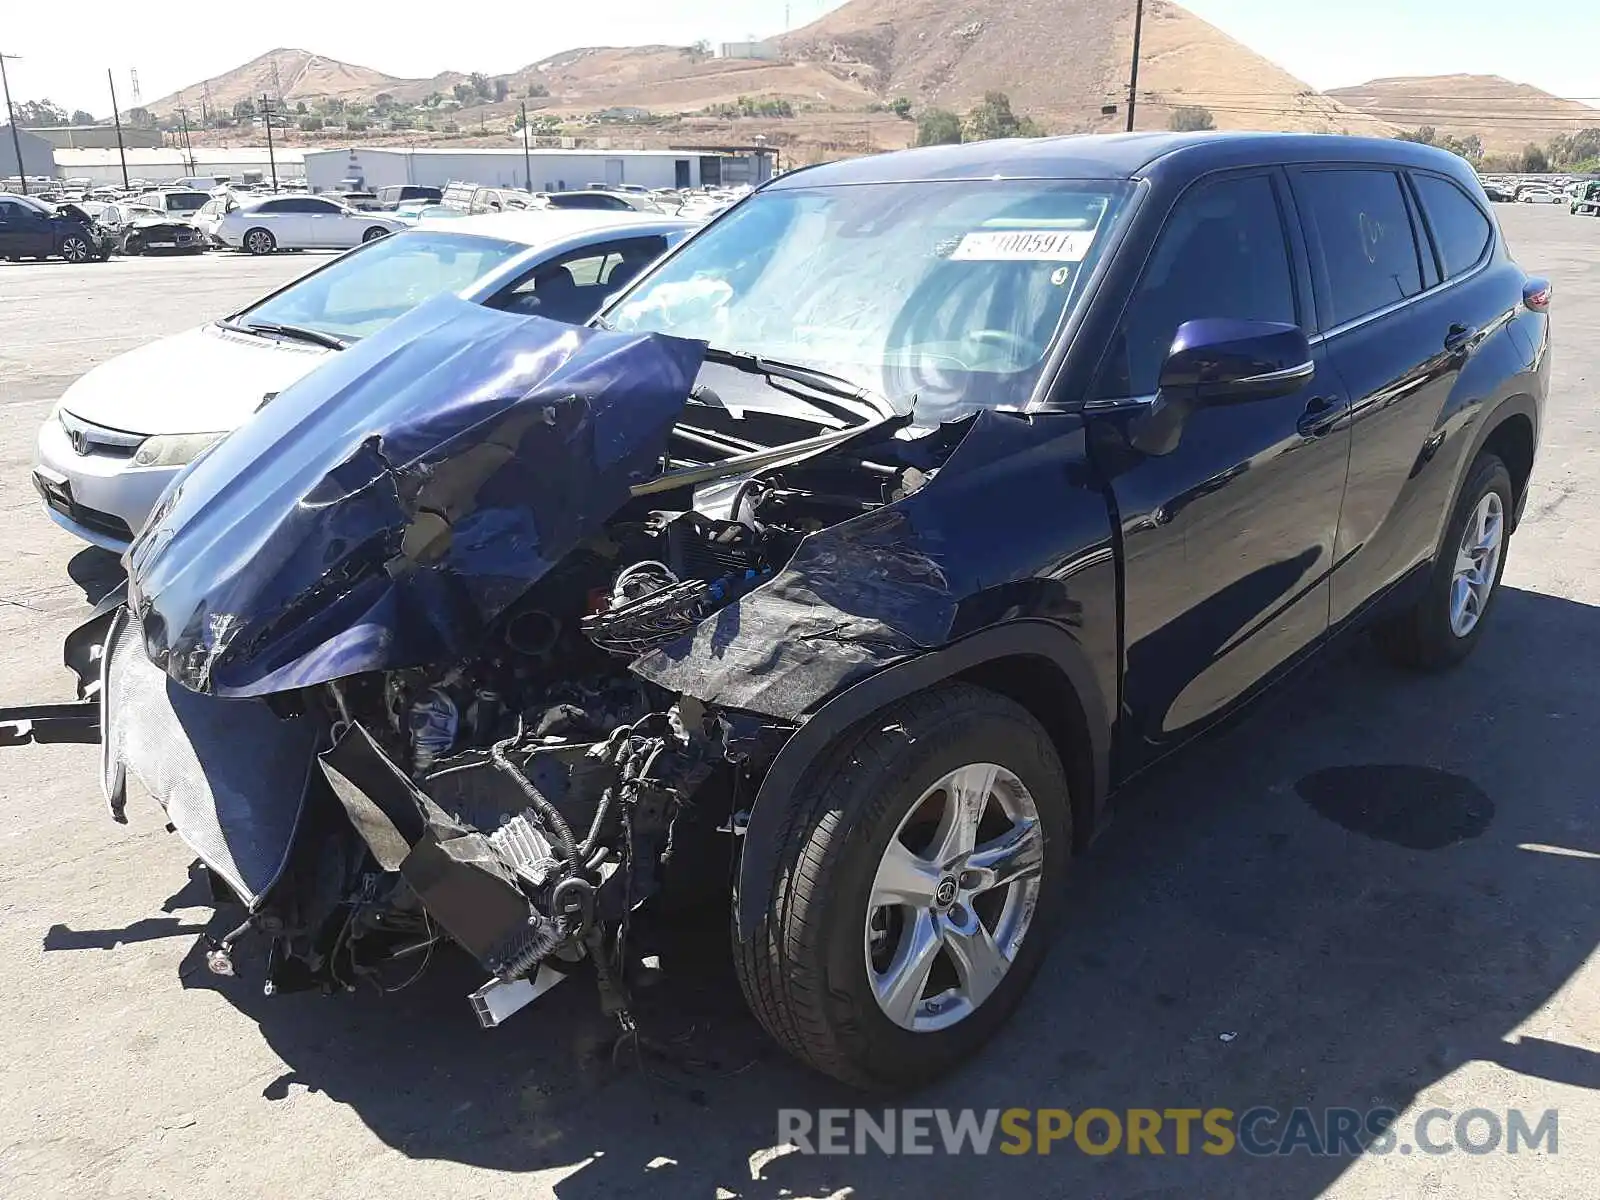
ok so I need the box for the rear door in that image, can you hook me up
[298,197,350,246]
[1290,166,1490,624]
[1086,169,1352,766]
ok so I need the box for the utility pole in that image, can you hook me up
[1126,0,1144,133]
[1,52,25,194]
[108,69,130,189]
[178,107,195,174]
[520,100,532,191]
[260,94,278,191]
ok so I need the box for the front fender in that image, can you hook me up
[732,617,1111,942]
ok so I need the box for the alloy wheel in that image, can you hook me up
[246,230,273,255]
[1450,490,1504,637]
[60,236,89,263]
[864,762,1044,1033]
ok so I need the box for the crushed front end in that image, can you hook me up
[50,293,1011,1029]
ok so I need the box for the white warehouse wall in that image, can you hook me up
[302,148,722,194]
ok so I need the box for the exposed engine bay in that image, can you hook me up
[39,298,1028,1035]
[235,406,939,1024]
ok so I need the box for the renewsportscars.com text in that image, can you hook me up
[777,1107,1559,1157]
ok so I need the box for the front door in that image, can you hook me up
[1084,169,1353,771]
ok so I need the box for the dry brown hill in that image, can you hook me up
[151,3,1405,154]
[1328,75,1600,156]
[780,0,1395,136]
[145,48,457,116]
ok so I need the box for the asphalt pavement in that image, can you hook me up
[1,211,1598,1199]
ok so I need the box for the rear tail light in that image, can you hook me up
[1524,278,1552,312]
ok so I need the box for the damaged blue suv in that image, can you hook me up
[17,133,1548,1089]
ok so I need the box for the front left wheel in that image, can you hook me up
[734,683,1071,1089]
[58,235,92,263]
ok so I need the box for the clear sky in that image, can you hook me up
[2,1,1594,119]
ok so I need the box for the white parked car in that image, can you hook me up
[33,211,695,549]
[215,195,411,254]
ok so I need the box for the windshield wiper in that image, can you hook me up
[701,346,903,423]
[217,319,349,351]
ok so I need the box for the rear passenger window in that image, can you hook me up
[1095,173,1296,399]
[1412,174,1493,279]
[1298,170,1422,327]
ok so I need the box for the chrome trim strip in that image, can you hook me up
[1309,254,1492,345]
[1237,361,1315,385]
[1052,545,1116,580]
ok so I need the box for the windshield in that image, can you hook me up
[163,193,210,213]
[607,178,1131,420]
[234,230,527,342]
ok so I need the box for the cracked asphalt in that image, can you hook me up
[2,208,1599,1199]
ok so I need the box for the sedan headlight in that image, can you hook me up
[132,432,227,468]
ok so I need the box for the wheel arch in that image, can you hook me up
[1477,404,1536,528]
[733,619,1111,942]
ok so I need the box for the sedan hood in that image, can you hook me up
[126,294,705,697]
[58,323,332,436]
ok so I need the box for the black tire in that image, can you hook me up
[1375,453,1513,670]
[362,226,390,243]
[243,227,276,256]
[58,235,91,263]
[124,237,143,256]
[733,683,1071,1090]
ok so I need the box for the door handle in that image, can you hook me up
[1444,323,1479,355]
[1296,395,1345,439]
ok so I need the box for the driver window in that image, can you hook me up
[1094,173,1296,400]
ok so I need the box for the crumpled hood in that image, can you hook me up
[126,294,705,697]
[59,323,330,435]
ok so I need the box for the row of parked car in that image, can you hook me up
[20,133,1552,1095]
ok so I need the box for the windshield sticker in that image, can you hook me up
[950,229,1097,262]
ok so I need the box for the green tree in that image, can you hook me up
[1395,126,1437,145]
[888,97,913,119]
[525,83,550,99]
[16,99,69,126]
[1168,105,1215,132]
[298,115,324,131]
[1437,132,1483,164]
[963,92,1043,141]
[389,113,415,130]
[469,72,494,101]
[916,107,964,146]
[126,106,155,129]
[69,108,94,125]
[232,98,256,120]
[1520,143,1549,174]
[494,79,509,102]
[452,82,476,105]
[295,100,308,114]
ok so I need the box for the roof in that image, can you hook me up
[53,147,306,167]
[416,208,695,247]
[302,146,723,160]
[773,132,1476,187]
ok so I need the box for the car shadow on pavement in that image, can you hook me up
[161,584,1600,1198]
[67,547,126,605]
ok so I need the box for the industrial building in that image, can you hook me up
[26,125,163,150]
[301,146,774,194]
[0,126,57,183]
[48,147,306,187]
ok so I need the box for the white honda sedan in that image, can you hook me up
[34,211,696,549]
[216,194,411,254]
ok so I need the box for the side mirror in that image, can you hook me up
[1133,319,1314,456]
